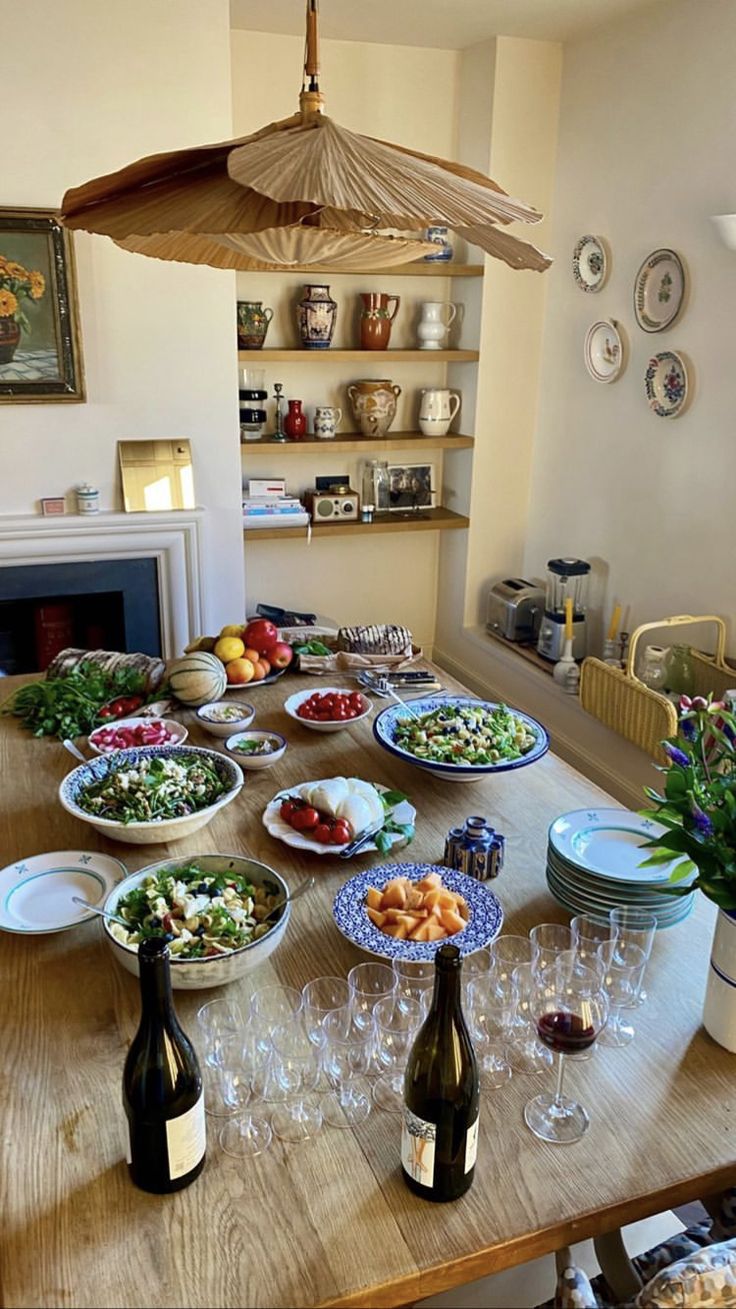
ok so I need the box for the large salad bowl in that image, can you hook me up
[372,696,549,783]
[58,744,244,844]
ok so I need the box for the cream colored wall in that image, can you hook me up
[1,0,244,632]
[231,30,460,646]
[523,0,736,647]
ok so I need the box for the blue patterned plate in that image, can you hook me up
[372,696,549,782]
[332,861,504,961]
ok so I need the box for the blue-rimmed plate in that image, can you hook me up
[332,862,503,961]
[548,809,683,883]
[372,696,549,782]
[0,850,126,935]
[545,866,693,930]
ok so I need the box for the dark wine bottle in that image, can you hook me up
[402,943,479,1202]
[123,938,206,1193]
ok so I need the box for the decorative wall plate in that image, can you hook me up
[572,235,608,292]
[634,248,685,331]
[644,350,689,418]
[584,319,625,383]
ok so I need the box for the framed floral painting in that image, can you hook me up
[0,207,84,402]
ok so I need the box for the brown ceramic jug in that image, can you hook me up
[347,379,402,436]
[359,293,400,351]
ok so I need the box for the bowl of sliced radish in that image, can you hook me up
[88,717,188,755]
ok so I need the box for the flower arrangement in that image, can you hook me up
[0,254,46,334]
[641,695,736,909]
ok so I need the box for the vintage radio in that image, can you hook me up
[306,485,360,522]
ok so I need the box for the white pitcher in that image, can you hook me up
[417,301,457,350]
[418,387,461,436]
[314,405,343,439]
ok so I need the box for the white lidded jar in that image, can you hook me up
[76,483,100,514]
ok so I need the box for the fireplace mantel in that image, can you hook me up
[0,510,205,658]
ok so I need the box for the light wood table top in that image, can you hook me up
[0,666,733,1309]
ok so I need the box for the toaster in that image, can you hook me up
[486,578,545,643]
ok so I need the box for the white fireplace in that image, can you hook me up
[0,510,205,659]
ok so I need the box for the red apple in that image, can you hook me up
[243,618,279,655]
[269,641,293,670]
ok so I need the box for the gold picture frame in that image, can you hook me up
[0,206,85,403]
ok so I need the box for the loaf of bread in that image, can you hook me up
[336,625,413,657]
[45,648,166,693]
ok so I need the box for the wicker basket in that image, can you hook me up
[579,615,736,764]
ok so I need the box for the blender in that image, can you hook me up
[536,558,590,662]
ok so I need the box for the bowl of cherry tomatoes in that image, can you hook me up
[283,687,372,733]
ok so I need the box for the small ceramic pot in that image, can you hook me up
[314,405,343,439]
[298,284,337,350]
[237,301,273,350]
[423,226,454,262]
[417,301,457,350]
[359,292,400,350]
[283,399,307,440]
[347,380,401,437]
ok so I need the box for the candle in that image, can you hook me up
[564,596,573,642]
[607,603,622,643]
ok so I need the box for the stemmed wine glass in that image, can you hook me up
[524,961,609,1144]
[596,939,648,1047]
[269,1019,323,1143]
[609,907,656,1007]
[372,994,424,1112]
[467,973,514,1089]
[197,999,272,1157]
[320,1010,374,1127]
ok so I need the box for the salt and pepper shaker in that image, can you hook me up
[76,483,99,514]
[443,817,505,881]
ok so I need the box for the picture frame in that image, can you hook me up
[0,207,85,403]
[388,463,435,511]
[40,497,66,516]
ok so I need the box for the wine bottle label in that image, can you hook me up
[464,1112,479,1174]
[401,1107,437,1188]
[165,1094,206,1180]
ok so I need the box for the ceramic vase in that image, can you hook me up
[347,379,401,437]
[417,301,457,350]
[359,292,400,350]
[283,399,307,440]
[703,908,736,1052]
[298,284,337,349]
[314,406,342,439]
[0,317,21,364]
[237,301,273,350]
[423,226,454,262]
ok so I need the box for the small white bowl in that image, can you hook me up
[88,717,188,755]
[225,730,287,769]
[283,686,372,734]
[102,854,290,989]
[196,700,255,738]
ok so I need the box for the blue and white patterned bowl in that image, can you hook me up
[332,862,504,962]
[58,744,244,845]
[372,696,549,783]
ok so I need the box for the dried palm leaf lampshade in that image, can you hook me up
[60,0,552,274]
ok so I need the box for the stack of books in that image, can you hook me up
[242,496,309,530]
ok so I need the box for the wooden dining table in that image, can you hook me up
[0,662,734,1309]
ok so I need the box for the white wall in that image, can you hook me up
[230,30,459,647]
[524,0,736,649]
[1,0,244,632]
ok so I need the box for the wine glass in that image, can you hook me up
[596,940,648,1047]
[610,907,656,1007]
[320,1010,374,1128]
[249,986,303,1102]
[197,998,249,1118]
[372,995,423,1113]
[509,962,553,1074]
[392,959,435,1005]
[461,949,492,999]
[467,974,513,1089]
[530,923,573,972]
[570,913,618,969]
[523,962,609,1144]
[217,1033,273,1158]
[269,1019,323,1143]
[302,976,351,1049]
[348,961,396,1072]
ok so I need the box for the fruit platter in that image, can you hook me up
[262,776,416,856]
[171,618,294,705]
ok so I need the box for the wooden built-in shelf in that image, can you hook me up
[244,507,469,542]
[241,431,474,454]
[248,263,484,278]
[238,348,480,363]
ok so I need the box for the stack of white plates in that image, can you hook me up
[546,808,694,929]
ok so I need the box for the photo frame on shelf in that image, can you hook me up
[388,463,434,511]
[0,207,85,403]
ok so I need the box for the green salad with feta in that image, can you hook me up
[110,861,281,957]
[395,702,537,766]
[78,754,227,824]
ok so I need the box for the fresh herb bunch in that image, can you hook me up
[292,639,333,657]
[1,662,146,739]
[640,694,736,909]
[375,786,414,853]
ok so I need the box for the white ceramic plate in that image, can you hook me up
[226,666,287,691]
[634,248,685,332]
[644,350,689,418]
[545,867,693,927]
[545,846,691,901]
[0,850,126,935]
[548,808,685,883]
[262,778,415,856]
[572,235,608,292]
[584,319,625,383]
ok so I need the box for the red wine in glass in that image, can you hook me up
[537,1010,596,1055]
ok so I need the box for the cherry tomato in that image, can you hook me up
[291,807,320,831]
[314,823,332,844]
[331,820,351,845]
[280,799,298,822]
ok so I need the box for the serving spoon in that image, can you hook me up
[372,675,424,721]
[71,896,130,928]
[63,738,88,764]
[262,876,315,923]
